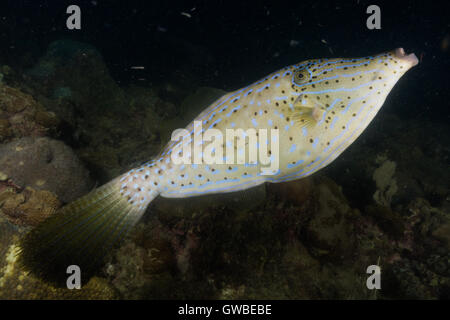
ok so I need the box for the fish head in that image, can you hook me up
[289,48,418,141]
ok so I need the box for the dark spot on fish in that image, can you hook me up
[309,138,313,143]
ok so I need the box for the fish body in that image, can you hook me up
[121,48,418,200]
[19,48,418,281]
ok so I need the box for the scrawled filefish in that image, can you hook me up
[20,48,418,281]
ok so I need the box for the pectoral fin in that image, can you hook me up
[290,94,326,128]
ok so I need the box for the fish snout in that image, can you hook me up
[394,47,419,67]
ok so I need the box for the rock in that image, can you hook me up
[0,137,93,203]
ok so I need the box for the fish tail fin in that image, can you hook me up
[18,171,158,285]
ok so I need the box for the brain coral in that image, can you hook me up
[0,137,93,203]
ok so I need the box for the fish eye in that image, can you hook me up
[293,69,309,85]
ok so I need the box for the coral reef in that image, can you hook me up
[0,186,60,227]
[0,238,117,299]
[0,84,59,143]
[372,158,398,207]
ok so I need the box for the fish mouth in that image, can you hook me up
[394,47,419,66]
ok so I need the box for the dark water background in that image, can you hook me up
[0,0,448,123]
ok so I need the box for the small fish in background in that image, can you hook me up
[19,48,419,283]
[181,12,192,18]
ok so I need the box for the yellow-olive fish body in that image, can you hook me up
[19,48,418,281]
